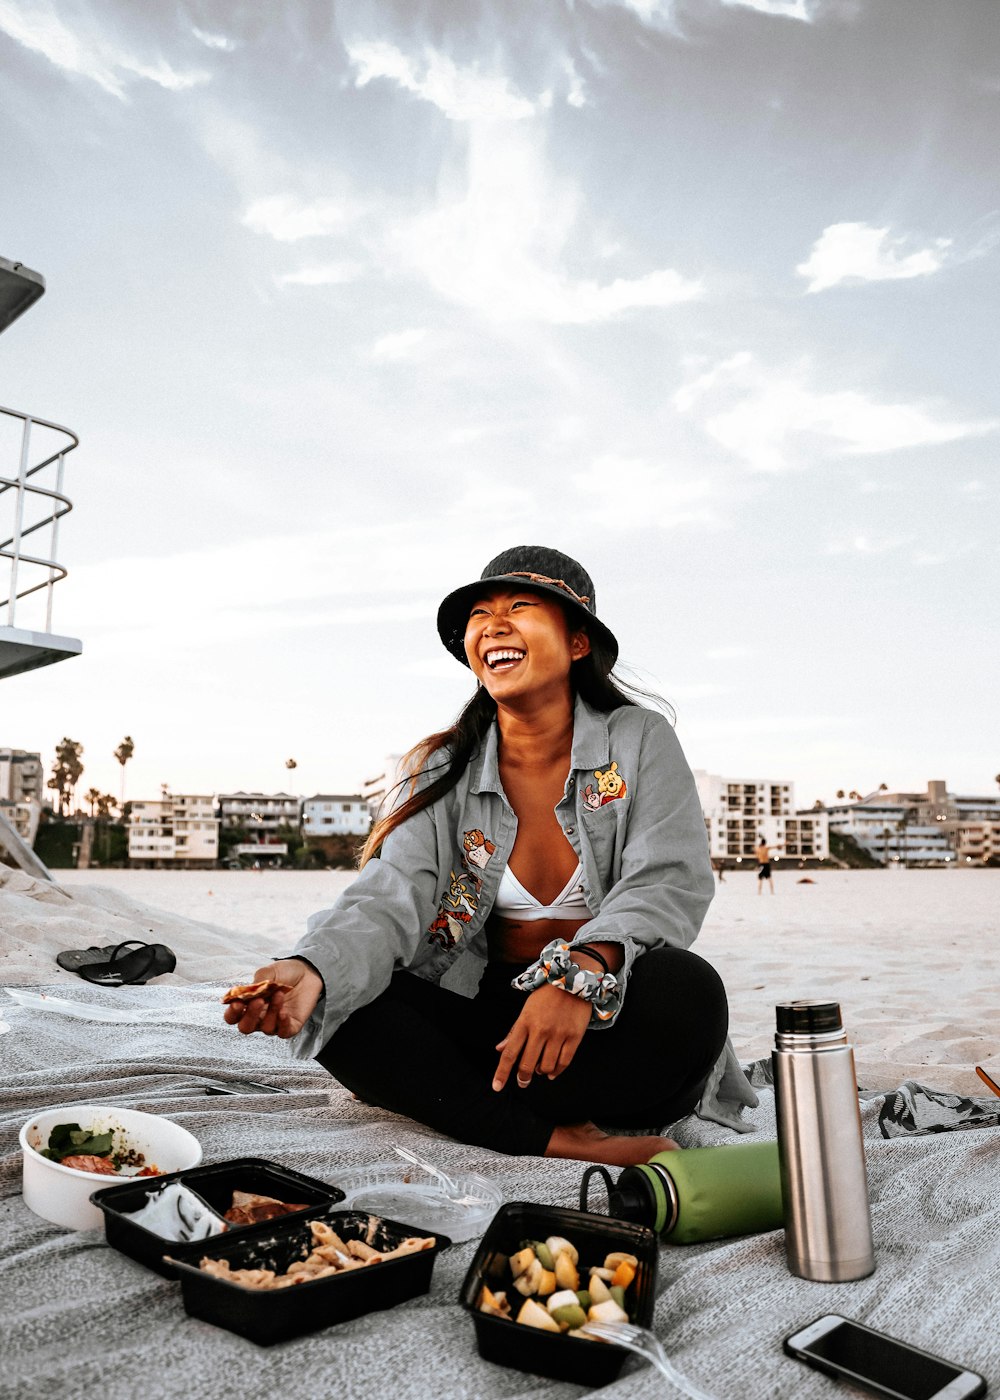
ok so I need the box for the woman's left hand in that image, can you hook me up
[493,986,592,1091]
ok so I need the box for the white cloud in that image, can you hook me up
[242,195,356,242]
[825,534,907,556]
[346,39,539,121]
[276,262,364,287]
[797,222,952,293]
[0,0,208,98]
[720,0,813,18]
[64,523,456,657]
[395,124,702,324]
[573,455,720,528]
[674,352,998,471]
[587,0,827,25]
[192,27,236,52]
[369,328,428,362]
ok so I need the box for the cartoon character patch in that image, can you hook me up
[582,784,601,810]
[426,830,498,950]
[463,828,496,870]
[594,762,627,805]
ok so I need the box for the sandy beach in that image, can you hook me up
[2,865,997,1094]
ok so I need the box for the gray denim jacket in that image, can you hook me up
[289,694,757,1132]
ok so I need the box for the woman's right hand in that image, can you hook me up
[222,959,324,1039]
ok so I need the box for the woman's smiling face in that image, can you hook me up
[464,588,590,701]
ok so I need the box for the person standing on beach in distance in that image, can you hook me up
[755,836,782,895]
[224,546,756,1165]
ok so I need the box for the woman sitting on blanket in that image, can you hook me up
[224,545,754,1165]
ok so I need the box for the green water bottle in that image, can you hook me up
[580,1140,784,1243]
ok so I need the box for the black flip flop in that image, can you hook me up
[55,942,126,973]
[75,940,177,986]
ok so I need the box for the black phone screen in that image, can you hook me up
[806,1320,960,1400]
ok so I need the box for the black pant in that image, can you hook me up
[316,947,729,1156]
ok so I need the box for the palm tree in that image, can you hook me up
[285,758,297,771]
[84,786,101,819]
[47,737,84,817]
[114,736,134,808]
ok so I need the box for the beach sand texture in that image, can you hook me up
[2,866,997,1095]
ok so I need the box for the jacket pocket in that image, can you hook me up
[579,803,621,889]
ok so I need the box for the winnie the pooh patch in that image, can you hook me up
[594,762,627,805]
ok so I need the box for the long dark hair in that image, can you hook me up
[359,626,672,866]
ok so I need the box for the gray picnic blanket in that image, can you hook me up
[1,982,998,1399]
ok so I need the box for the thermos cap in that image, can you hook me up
[775,1000,843,1035]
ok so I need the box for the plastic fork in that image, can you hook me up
[579,1321,718,1399]
[392,1143,495,1209]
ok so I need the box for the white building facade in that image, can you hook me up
[826,780,1000,866]
[0,747,44,843]
[361,755,407,821]
[302,794,371,838]
[128,793,220,866]
[693,770,829,865]
[217,791,301,831]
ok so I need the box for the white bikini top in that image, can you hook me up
[494,862,590,921]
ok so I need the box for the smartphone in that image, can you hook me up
[784,1315,987,1400]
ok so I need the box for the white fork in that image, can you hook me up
[579,1321,719,1399]
[392,1143,496,1205]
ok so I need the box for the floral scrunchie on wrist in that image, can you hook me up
[510,939,622,1023]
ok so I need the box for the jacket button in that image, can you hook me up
[565,827,575,836]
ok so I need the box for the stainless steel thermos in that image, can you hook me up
[773,999,875,1282]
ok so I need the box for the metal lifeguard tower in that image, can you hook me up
[0,255,81,878]
[0,256,81,679]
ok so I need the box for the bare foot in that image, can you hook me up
[544,1122,679,1166]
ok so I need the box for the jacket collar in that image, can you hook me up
[471,693,611,795]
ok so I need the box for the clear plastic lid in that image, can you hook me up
[331,1162,502,1244]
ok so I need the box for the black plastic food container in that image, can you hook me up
[90,1156,345,1277]
[459,1202,657,1387]
[166,1205,450,1346]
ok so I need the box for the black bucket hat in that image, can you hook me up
[437,545,619,669]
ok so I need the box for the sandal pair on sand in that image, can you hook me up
[55,939,176,986]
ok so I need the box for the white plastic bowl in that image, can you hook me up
[20,1104,202,1231]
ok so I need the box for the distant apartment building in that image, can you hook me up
[825,779,1000,865]
[216,791,300,865]
[302,794,371,838]
[0,747,44,844]
[693,771,829,865]
[361,755,407,821]
[128,792,220,867]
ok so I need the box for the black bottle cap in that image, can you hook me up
[775,1000,843,1034]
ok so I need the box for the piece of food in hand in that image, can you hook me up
[223,1190,310,1226]
[221,979,291,1005]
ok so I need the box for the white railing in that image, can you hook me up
[0,404,78,630]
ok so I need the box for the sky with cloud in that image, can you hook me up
[1,0,997,808]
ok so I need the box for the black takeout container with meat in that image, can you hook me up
[165,1204,451,1345]
[458,1202,657,1387]
[90,1156,345,1277]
